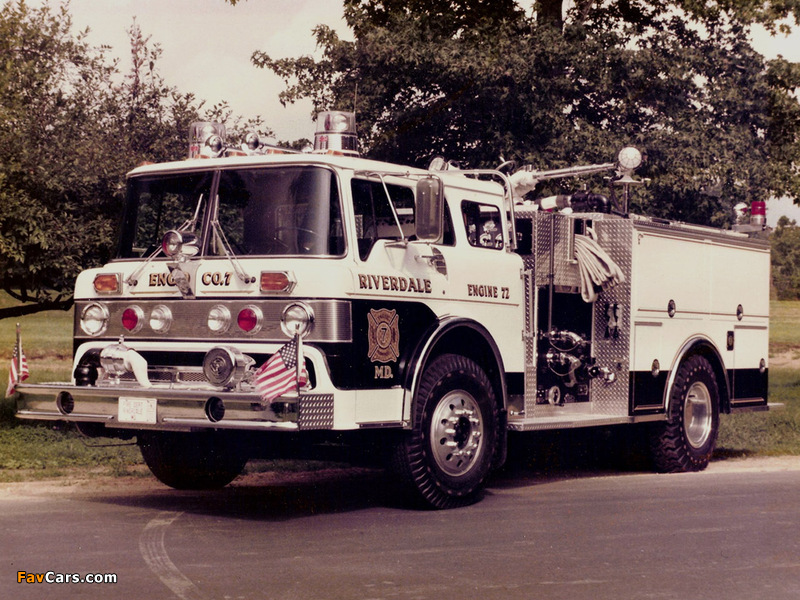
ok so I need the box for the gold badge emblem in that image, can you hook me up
[367,308,400,363]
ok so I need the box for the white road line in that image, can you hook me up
[139,511,210,600]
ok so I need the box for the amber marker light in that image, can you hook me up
[260,271,295,293]
[93,273,120,294]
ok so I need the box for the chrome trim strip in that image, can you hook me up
[632,218,770,250]
[74,299,352,343]
[161,418,299,431]
[507,413,665,432]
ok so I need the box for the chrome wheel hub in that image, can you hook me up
[430,391,485,477]
[685,381,712,449]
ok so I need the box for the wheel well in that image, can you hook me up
[412,322,506,413]
[672,341,730,414]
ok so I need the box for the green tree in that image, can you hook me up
[771,216,800,299]
[0,2,268,319]
[0,0,124,318]
[250,0,800,227]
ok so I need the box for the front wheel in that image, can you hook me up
[650,355,720,473]
[391,354,499,509]
[138,431,248,490]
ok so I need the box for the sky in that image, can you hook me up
[50,0,352,142]
[25,0,800,224]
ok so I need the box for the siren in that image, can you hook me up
[313,111,359,156]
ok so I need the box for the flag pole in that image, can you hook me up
[295,326,303,396]
[15,323,21,380]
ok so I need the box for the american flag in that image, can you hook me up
[254,335,308,404]
[6,342,29,397]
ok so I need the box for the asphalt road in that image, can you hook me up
[2,456,800,600]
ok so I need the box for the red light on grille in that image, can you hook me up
[237,306,262,333]
[121,306,143,333]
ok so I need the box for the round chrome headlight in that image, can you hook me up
[161,230,183,258]
[149,304,173,333]
[281,302,315,338]
[207,305,231,333]
[80,303,109,336]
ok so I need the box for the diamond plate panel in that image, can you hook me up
[298,394,335,430]
[589,218,633,415]
[534,213,581,289]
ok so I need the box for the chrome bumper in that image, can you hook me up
[15,382,335,432]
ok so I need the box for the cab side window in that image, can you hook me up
[352,179,415,260]
[461,200,503,249]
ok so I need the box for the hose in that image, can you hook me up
[573,228,625,303]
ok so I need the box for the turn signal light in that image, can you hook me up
[93,273,120,294]
[260,271,294,293]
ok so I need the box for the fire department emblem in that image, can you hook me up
[367,308,400,363]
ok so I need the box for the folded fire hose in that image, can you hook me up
[573,228,625,303]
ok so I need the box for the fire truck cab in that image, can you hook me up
[15,113,770,508]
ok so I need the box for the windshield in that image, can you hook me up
[118,166,344,259]
[119,171,213,259]
[215,166,344,256]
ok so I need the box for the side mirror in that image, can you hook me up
[415,177,444,242]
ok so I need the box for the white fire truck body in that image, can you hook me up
[15,115,770,508]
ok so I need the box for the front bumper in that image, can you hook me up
[15,382,335,432]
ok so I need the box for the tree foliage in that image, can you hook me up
[252,0,800,227]
[0,1,267,319]
[771,216,800,299]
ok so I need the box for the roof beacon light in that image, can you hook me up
[189,122,227,159]
[750,200,767,229]
[314,111,358,156]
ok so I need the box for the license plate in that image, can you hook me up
[118,397,158,424]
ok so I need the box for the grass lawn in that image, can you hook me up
[0,296,799,480]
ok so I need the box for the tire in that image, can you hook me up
[650,355,720,473]
[138,431,248,490]
[391,354,499,509]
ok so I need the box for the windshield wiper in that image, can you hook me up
[210,218,256,284]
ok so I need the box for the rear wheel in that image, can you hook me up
[391,354,498,509]
[138,431,248,490]
[650,355,720,472]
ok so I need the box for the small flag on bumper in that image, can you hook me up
[254,335,308,404]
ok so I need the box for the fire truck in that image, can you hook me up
[15,113,770,508]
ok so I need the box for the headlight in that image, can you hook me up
[207,305,231,333]
[80,303,109,336]
[281,302,315,338]
[149,305,173,333]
